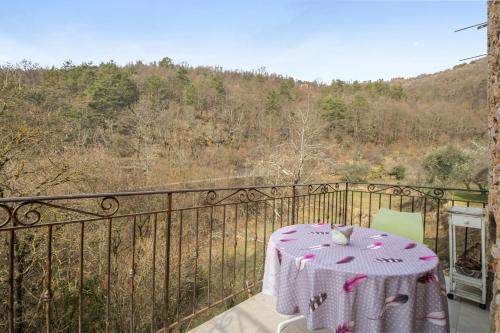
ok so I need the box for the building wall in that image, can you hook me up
[488,1,500,331]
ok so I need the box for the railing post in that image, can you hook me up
[291,185,297,225]
[343,182,349,225]
[44,225,53,333]
[8,230,14,333]
[129,217,137,333]
[163,193,172,333]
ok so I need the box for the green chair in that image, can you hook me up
[372,208,424,243]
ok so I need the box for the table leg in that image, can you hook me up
[276,315,306,333]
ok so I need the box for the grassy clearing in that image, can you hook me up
[452,191,488,203]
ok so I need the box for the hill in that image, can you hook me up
[0,58,488,196]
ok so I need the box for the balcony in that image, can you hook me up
[0,182,488,332]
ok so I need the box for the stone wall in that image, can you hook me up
[488,1,500,332]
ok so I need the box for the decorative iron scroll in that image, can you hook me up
[0,204,12,228]
[364,184,445,199]
[0,196,120,228]
[205,187,281,205]
[307,183,341,194]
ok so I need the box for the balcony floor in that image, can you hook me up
[188,293,490,333]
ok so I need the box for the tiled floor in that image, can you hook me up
[449,297,490,333]
[189,293,490,333]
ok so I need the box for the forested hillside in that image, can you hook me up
[0,58,488,197]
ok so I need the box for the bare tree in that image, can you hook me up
[259,94,328,184]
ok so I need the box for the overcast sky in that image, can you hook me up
[0,0,487,82]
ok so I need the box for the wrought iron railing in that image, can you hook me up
[0,182,487,332]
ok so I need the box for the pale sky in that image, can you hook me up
[0,0,487,81]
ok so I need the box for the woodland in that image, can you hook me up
[0,57,488,198]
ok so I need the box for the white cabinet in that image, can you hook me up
[447,207,486,308]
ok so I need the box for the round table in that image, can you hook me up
[262,224,449,333]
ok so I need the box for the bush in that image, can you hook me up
[369,165,386,179]
[342,164,370,182]
[423,145,472,186]
[388,165,407,180]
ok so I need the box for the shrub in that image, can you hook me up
[369,165,386,179]
[423,145,472,186]
[388,165,407,180]
[342,164,370,182]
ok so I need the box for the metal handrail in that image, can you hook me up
[0,181,345,203]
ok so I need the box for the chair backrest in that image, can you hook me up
[372,208,424,243]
